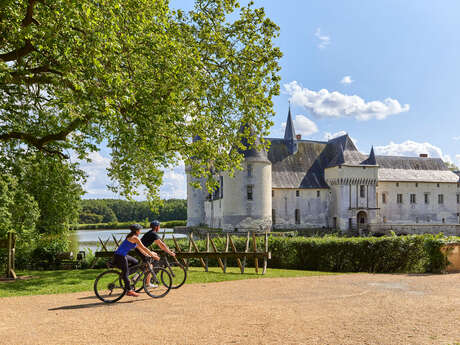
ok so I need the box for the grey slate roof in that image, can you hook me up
[284,106,298,155]
[237,124,270,163]
[455,171,460,182]
[266,132,458,188]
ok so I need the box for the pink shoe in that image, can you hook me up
[126,290,139,297]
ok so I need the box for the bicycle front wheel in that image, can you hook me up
[168,262,187,289]
[143,267,172,298]
[94,269,126,303]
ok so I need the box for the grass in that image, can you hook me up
[0,267,336,298]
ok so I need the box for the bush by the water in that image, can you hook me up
[167,234,453,273]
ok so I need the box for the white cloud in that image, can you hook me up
[282,114,318,136]
[456,154,460,166]
[314,28,330,49]
[374,140,452,163]
[340,76,353,84]
[77,151,186,199]
[160,164,187,199]
[284,81,410,121]
[453,136,460,141]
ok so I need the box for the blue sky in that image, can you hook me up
[81,0,460,200]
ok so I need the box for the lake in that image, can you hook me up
[70,229,186,253]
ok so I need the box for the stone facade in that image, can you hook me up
[186,108,460,234]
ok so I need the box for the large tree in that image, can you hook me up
[0,0,282,200]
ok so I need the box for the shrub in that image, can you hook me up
[166,234,454,273]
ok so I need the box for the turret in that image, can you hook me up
[284,106,298,155]
[186,135,206,227]
[222,124,272,232]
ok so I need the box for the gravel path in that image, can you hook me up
[1,273,460,345]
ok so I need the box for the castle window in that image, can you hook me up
[426,216,430,222]
[316,190,320,198]
[424,193,429,204]
[348,218,353,229]
[457,193,460,204]
[383,216,387,223]
[272,190,275,198]
[295,209,300,224]
[333,217,337,229]
[410,194,416,204]
[272,209,276,224]
[437,183,440,188]
[247,164,253,177]
[296,190,300,197]
[360,185,365,198]
[382,193,387,204]
[442,218,445,224]
[396,182,399,187]
[397,194,403,204]
[247,185,253,200]
[438,194,444,204]
[415,183,418,187]
[220,176,224,198]
[416,217,419,223]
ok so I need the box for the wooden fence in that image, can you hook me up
[93,231,271,274]
[0,232,16,279]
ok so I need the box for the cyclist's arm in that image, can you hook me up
[132,237,159,260]
[154,239,175,257]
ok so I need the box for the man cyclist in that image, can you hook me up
[135,220,176,287]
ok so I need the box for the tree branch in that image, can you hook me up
[22,0,42,27]
[0,40,35,62]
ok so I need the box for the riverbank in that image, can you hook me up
[71,220,186,230]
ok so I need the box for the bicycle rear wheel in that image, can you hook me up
[168,262,187,289]
[143,267,172,298]
[94,269,126,303]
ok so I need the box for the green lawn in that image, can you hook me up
[0,267,336,298]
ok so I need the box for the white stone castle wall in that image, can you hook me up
[377,181,460,224]
[271,188,330,229]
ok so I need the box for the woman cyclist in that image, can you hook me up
[113,224,160,297]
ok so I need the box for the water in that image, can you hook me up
[70,229,186,253]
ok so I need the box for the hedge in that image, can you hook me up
[165,234,453,273]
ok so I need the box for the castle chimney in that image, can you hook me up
[419,153,428,158]
[296,134,302,140]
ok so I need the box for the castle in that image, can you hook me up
[186,108,460,235]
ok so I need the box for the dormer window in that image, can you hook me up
[247,164,253,177]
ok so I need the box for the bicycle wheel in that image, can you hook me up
[143,267,172,298]
[168,262,187,289]
[133,271,145,293]
[94,270,126,303]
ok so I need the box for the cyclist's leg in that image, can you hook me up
[126,254,139,275]
[113,254,131,291]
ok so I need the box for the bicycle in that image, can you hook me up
[132,254,187,292]
[94,257,172,303]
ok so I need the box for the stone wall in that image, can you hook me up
[368,223,460,236]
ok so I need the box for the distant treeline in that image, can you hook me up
[79,199,187,224]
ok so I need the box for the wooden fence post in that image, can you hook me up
[189,233,207,270]
[252,232,259,274]
[7,232,16,279]
[210,237,225,272]
[229,235,243,273]
[243,232,250,273]
[224,234,229,273]
[205,233,210,272]
[263,231,268,275]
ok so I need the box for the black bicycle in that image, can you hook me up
[94,257,172,303]
[132,255,187,292]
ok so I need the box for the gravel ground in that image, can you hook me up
[1,273,459,345]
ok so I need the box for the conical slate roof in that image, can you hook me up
[237,123,270,163]
[361,146,377,165]
[284,106,297,154]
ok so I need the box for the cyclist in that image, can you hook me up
[135,220,176,287]
[113,224,160,297]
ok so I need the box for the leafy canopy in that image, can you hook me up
[0,0,282,200]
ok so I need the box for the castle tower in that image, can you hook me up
[186,135,206,227]
[221,125,272,232]
[324,139,379,233]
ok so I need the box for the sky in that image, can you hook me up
[81,0,460,200]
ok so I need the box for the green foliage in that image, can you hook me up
[79,212,104,224]
[169,234,455,273]
[78,198,187,224]
[72,219,186,230]
[0,0,282,201]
